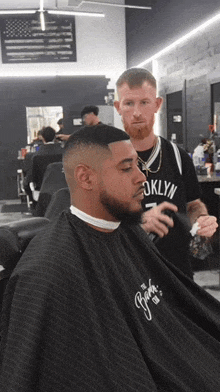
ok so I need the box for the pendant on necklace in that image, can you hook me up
[141,162,149,174]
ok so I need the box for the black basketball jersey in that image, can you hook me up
[138,137,201,277]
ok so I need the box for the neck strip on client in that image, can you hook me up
[70,205,121,230]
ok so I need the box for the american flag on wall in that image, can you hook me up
[0,16,77,63]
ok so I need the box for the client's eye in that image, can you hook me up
[122,166,132,172]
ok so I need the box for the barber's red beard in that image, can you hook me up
[123,117,155,140]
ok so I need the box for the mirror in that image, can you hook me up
[26,106,63,144]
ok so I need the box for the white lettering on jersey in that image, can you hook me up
[143,180,178,200]
[151,180,158,195]
[157,180,163,196]
[168,183,178,199]
[145,202,157,209]
[144,181,151,196]
[164,181,171,196]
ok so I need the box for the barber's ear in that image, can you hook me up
[156,97,163,112]
[74,164,94,190]
[114,100,120,114]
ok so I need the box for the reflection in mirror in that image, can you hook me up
[26,106,63,144]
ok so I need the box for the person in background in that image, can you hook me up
[192,138,207,167]
[37,126,63,155]
[1,124,220,392]
[81,105,101,126]
[114,67,218,278]
[56,118,65,134]
[57,105,102,142]
[56,118,70,143]
[29,129,44,151]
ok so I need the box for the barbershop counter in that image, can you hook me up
[197,174,220,183]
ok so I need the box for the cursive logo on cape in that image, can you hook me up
[135,280,163,321]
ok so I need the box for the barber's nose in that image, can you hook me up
[133,104,141,118]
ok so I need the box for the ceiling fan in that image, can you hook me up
[0,1,152,31]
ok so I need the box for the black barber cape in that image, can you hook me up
[1,211,220,391]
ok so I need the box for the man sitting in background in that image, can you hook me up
[36,126,63,155]
[1,124,220,392]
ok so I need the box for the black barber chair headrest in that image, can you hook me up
[0,217,50,270]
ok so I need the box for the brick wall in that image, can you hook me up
[150,22,220,152]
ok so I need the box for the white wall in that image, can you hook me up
[0,2,126,90]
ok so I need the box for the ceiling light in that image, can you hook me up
[0,70,109,77]
[75,1,152,10]
[136,12,220,67]
[0,10,36,15]
[0,0,105,21]
[48,10,105,17]
[40,11,45,31]
[39,0,44,12]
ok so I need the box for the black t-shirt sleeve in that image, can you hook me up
[179,147,201,203]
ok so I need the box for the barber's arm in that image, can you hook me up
[187,198,218,237]
[141,201,178,238]
[56,134,70,141]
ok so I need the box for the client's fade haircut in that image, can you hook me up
[81,105,99,118]
[63,124,130,156]
[41,126,56,142]
[116,67,156,90]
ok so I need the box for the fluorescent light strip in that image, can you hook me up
[0,10,36,15]
[77,1,151,10]
[0,9,104,18]
[40,11,45,31]
[39,0,44,12]
[0,73,57,77]
[136,12,220,67]
[0,71,108,77]
[48,10,105,17]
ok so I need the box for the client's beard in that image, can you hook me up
[100,190,143,225]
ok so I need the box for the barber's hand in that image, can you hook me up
[141,202,178,238]
[56,134,70,141]
[196,215,218,237]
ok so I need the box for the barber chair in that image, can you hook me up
[17,169,32,211]
[45,187,70,220]
[35,162,67,217]
[30,153,63,204]
[32,154,63,192]
[0,217,50,315]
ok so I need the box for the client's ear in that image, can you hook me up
[74,164,94,190]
